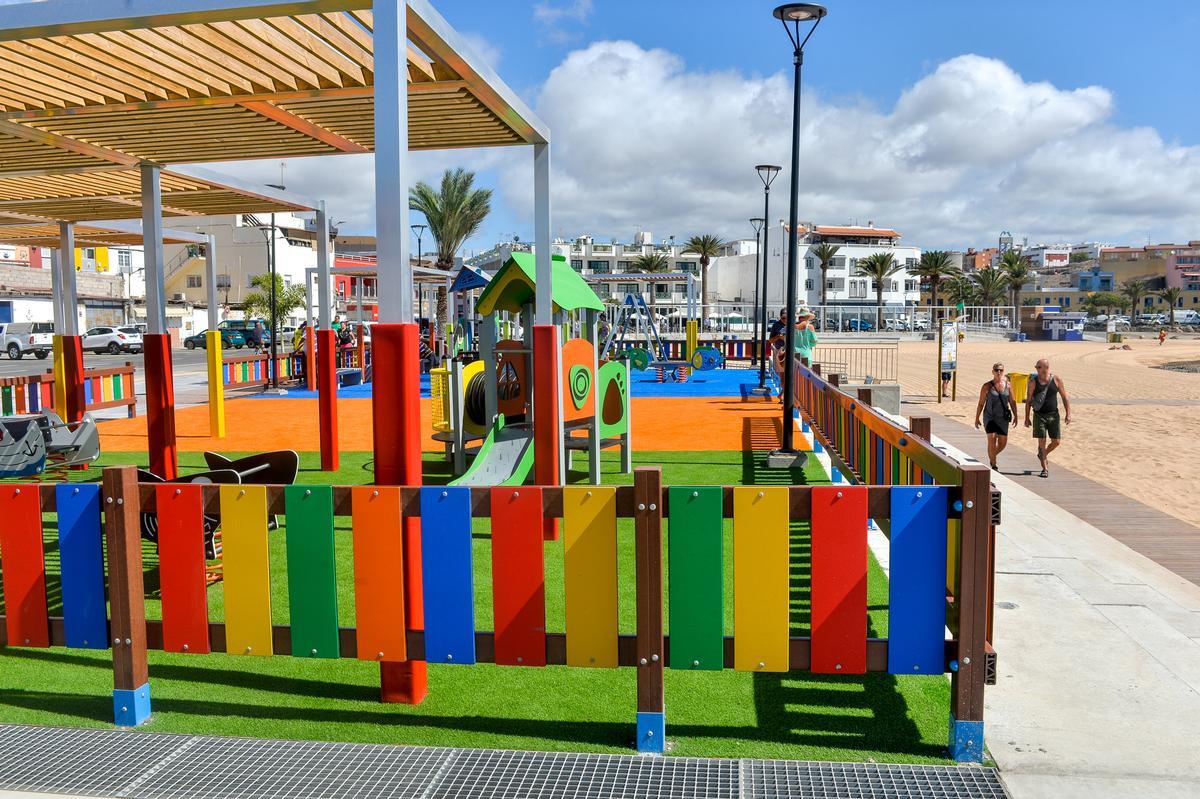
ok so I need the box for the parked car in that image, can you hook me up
[846,318,874,332]
[83,325,143,355]
[184,329,246,350]
[2,321,54,359]
[219,319,270,347]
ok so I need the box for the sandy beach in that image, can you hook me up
[897,337,1200,527]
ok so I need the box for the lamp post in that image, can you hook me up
[749,217,765,367]
[754,165,781,393]
[411,223,427,268]
[771,2,825,463]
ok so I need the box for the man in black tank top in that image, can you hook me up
[1024,358,1072,478]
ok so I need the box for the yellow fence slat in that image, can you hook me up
[220,485,274,656]
[733,486,790,671]
[562,486,618,668]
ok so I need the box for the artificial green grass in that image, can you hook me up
[0,448,952,763]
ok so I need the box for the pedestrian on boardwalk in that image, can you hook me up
[1024,358,1072,478]
[1159,328,1167,346]
[975,362,1018,471]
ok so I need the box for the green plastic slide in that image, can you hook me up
[449,414,536,487]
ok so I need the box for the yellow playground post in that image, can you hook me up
[51,335,66,414]
[206,330,226,438]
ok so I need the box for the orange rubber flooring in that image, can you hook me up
[98,396,807,454]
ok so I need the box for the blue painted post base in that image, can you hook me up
[114,684,152,727]
[636,711,665,754]
[948,714,984,762]
[830,466,842,483]
[801,419,810,433]
[813,438,823,454]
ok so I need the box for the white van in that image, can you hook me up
[1176,309,1200,326]
[2,321,53,359]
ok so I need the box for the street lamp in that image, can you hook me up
[411,223,427,266]
[749,217,765,367]
[754,164,781,393]
[771,3,825,463]
[264,183,286,391]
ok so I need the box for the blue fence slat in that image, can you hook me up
[888,485,948,674]
[420,487,476,664]
[56,484,108,649]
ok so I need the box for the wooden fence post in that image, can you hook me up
[102,466,150,726]
[829,372,840,388]
[949,463,990,762]
[634,467,665,753]
[857,387,873,406]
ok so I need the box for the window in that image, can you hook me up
[655,284,671,297]
[117,250,132,269]
[617,283,637,295]
[83,247,96,260]
[594,283,611,299]
[804,279,813,291]
[186,275,202,288]
[570,259,583,272]
[617,261,632,271]
[831,257,846,269]
[848,257,858,271]
[905,258,917,269]
[216,274,231,289]
[588,260,611,274]
[849,280,867,299]
[677,262,697,274]
[806,257,816,270]
[904,280,917,292]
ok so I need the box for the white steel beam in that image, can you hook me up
[373,0,411,323]
[315,202,332,328]
[140,162,167,335]
[57,221,79,336]
[533,141,551,325]
[205,233,219,329]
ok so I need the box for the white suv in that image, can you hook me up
[2,321,53,360]
[83,325,143,355]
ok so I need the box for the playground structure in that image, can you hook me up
[432,252,631,487]
[602,288,724,383]
[0,411,100,477]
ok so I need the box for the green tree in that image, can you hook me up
[1069,251,1091,263]
[241,273,306,338]
[682,234,725,321]
[809,242,841,309]
[1159,287,1183,324]
[632,252,671,308]
[1084,291,1128,315]
[944,273,977,307]
[409,168,492,324]
[1121,279,1148,319]
[999,250,1032,309]
[971,267,1010,307]
[912,250,960,314]
[854,252,904,328]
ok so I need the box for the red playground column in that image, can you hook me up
[59,335,86,424]
[316,329,339,472]
[143,333,178,480]
[372,323,427,704]
[532,325,561,540]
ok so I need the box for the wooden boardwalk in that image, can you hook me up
[905,403,1200,588]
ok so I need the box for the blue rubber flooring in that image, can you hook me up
[247,368,778,400]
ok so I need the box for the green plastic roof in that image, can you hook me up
[476,251,604,315]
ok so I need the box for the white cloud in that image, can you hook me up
[533,0,592,43]
[459,31,501,71]
[501,44,1200,249]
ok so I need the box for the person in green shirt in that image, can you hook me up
[792,307,819,365]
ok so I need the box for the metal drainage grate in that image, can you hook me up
[743,760,1008,799]
[0,724,1009,799]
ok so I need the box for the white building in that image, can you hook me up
[162,213,318,326]
[1020,243,1072,270]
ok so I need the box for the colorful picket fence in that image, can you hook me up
[221,352,303,390]
[0,462,993,761]
[0,363,136,418]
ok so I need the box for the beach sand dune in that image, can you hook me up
[897,338,1200,527]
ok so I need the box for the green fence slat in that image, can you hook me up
[667,486,724,670]
[2,385,12,415]
[284,485,340,658]
[892,445,901,484]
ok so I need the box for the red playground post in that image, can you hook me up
[532,325,561,540]
[142,333,177,480]
[316,328,339,472]
[372,322,427,704]
[59,335,86,424]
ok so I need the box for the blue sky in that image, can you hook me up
[232,1,1200,255]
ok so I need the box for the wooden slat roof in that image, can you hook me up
[0,0,548,177]
[0,220,206,247]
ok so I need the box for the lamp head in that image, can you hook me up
[773,3,827,50]
[750,217,766,234]
[755,164,782,189]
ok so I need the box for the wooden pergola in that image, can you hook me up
[0,0,553,711]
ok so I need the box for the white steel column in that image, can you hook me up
[305,267,317,327]
[49,248,64,332]
[373,0,411,323]
[140,163,167,335]
[57,222,79,336]
[205,234,219,330]
[315,202,332,328]
[533,142,552,325]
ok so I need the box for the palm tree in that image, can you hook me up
[632,252,671,308]
[682,234,724,322]
[810,242,840,309]
[1121,279,1148,320]
[971,267,1009,307]
[912,250,960,315]
[999,250,1031,309]
[943,274,977,307]
[854,252,904,328]
[242,273,306,336]
[1159,287,1183,324]
[409,168,492,324]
